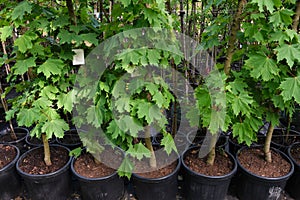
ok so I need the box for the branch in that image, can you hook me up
[66,0,76,25]
[224,0,247,75]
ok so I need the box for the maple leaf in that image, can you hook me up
[37,58,64,78]
[231,92,254,117]
[280,76,300,104]
[251,0,275,13]
[275,44,300,68]
[161,133,177,154]
[127,143,151,160]
[245,53,279,81]
[13,57,36,75]
[0,26,13,42]
[11,1,32,20]
[269,9,294,27]
[118,156,134,179]
[14,35,34,53]
[41,118,69,139]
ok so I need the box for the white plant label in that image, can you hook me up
[72,49,85,65]
[268,186,282,200]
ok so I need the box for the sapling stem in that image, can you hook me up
[0,81,17,140]
[264,123,274,163]
[144,125,157,169]
[205,133,218,165]
[42,134,52,166]
[292,0,300,31]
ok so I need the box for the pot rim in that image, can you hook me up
[16,144,71,178]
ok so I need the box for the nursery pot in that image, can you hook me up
[71,146,125,200]
[0,144,22,200]
[181,146,237,200]
[285,142,300,199]
[16,144,72,200]
[25,134,55,148]
[0,127,29,154]
[56,129,82,150]
[131,157,181,200]
[271,129,300,153]
[236,147,294,200]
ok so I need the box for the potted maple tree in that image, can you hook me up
[216,1,298,199]
[71,1,189,199]
[0,1,99,199]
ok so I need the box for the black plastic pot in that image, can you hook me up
[0,144,22,200]
[25,134,55,148]
[56,129,82,150]
[286,142,300,199]
[236,147,294,200]
[0,127,29,154]
[181,146,237,200]
[271,129,300,153]
[132,157,181,200]
[71,146,125,200]
[16,145,72,200]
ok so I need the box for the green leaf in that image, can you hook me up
[11,1,32,20]
[80,33,99,46]
[16,108,39,127]
[127,143,151,160]
[57,92,73,112]
[40,85,59,100]
[14,35,33,53]
[33,97,52,108]
[13,57,36,75]
[37,58,64,78]
[57,29,81,44]
[147,49,160,66]
[232,122,255,146]
[114,97,131,113]
[86,106,102,128]
[136,100,152,123]
[231,92,254,117]
[251,0,276,13]
[280,76,300,104]
[117,116,143,137]
[270,9,294,27]
[0,26,13,42]
[275,44,300,68]
[42,119,69,139]
[118,156,134,179]
[245,54,279,81]
[160,133,177,154]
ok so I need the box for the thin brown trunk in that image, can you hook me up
[206,133,218,165]
[224,0,247,75]
[144,126,157,168]
[66,0,76,25]
[42,134,52,166]
[292,0,300,31]
[0,82,17,140]
[264,123,274,163]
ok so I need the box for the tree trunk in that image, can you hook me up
[144,125,157,168]
[66,0,76,25]
[42,134,52,166]
[0,82,17,140]
[224,0,247,75]
[292,0,300,31]
[264,123,274,163]
[205,133,218,165]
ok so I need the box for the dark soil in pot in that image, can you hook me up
[184,148,234,176]
[236,147,294,200]
[16,145,72,200]
[71,146,125,200]
[0,144,22,200]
